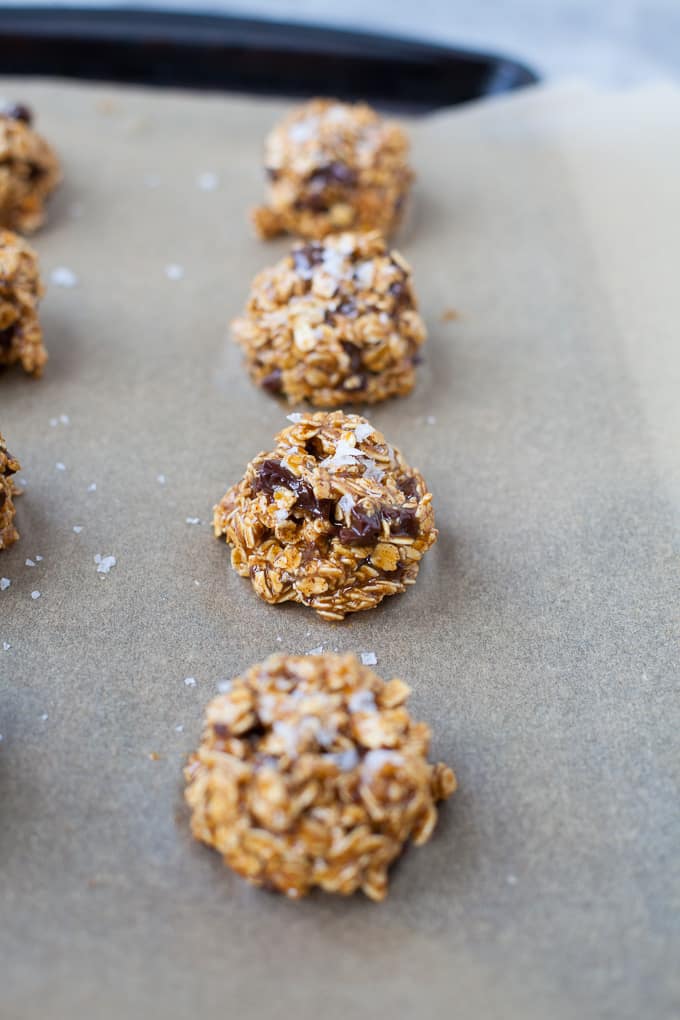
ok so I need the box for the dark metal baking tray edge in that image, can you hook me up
[0,7,538,112]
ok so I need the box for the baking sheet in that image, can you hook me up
[1,79,678,1020]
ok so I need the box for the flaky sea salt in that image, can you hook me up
[35,555,43,562]
[306,646,323,655]
[51,267,78,288]
[175,724,184,733]
[196,171,218,191]
[0,578,10,591]
[217,679,232,693]
[165,264,184,281]
[360,651,378,666]
[55,462,66,471]
[362,459,385,483]
[40,713,48,721]
[87,483,97,492]
[31,591,41,600]
[72,526,83,534]
[25,558,35,567]
[157,474,166,485]
[425,415,437,425]
[94,554,116,574]
[185,517,200,525]
[2,642,10,651]
[184,677,197,687]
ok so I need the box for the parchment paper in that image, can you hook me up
[1,79,678,1020]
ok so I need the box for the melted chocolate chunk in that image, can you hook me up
[308,161,358,191]
[213,723,230,739]
[253,459,334,520]
[338,507,383,546]
[261,368,283,395]
[0,489,6,508]
[397,475,420,500]
[292,242,325,274]
[0,323,16,350]
[341,340,363,375]
[388,280,410,308]
[336,298,358,318]
[383,505,419,538]
[1,103,32,125]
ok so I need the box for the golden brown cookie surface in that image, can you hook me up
[0,430,21,551]
[234,231,426,406]
[252,98,413,240]
[213,411,437,620]
[185,652,456,900]
[0,230,47,377]
[0,104,61,234]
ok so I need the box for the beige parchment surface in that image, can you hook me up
[0,79,678,1020]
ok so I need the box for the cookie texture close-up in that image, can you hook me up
[0,229,47,377]
[0,103,61,234]
[252,98,413,240]
[213,411,437,620]
[0,429,21,551]
[185,653,456,901]
[233,231,426,407]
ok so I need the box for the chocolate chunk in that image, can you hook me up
[383,505,419,538]
[1,103,32,125]
[261,368,283,395]
[397,475,420,500]
[0,323,16,350]
[0,489,5,509]
[341,340,363,375]
[213,723,230,739]
[388,280,410,307]
[336,298,358,318]
[308,162,358,191]
[253,459,334,520]
[338,507,383,546]
[292,242,325,274]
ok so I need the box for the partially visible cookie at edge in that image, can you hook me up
[0,102,61,234]
[0,230,47,377]
[0,430,21,551]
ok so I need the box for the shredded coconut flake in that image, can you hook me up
[329,748,360,771]
[354,260,375,289]
[286,412,303,423]
[216,679,232,693]
[362,749,404,777]
[274,508,289,523]
[288,117,318,143]
[348,689,376,712]
[51,266,78,288]
[362,459,385,482]
[354,422,374,442]
[338,492,355,516]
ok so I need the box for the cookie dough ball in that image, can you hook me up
[213,411,437,620]
[233,231,426,407]
[185,653,456,900]
[0,431,21,551]
[252,98,413,241]
[0,230,47,377]
[0,103,61,233]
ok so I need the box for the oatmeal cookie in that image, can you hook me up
[0,430,21,551]
[0,230,47,377]
[0,103,61,233]
[252,98,413,240]
[185,653,456,900]
[213,411,437,620]
[233,231,426,406]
